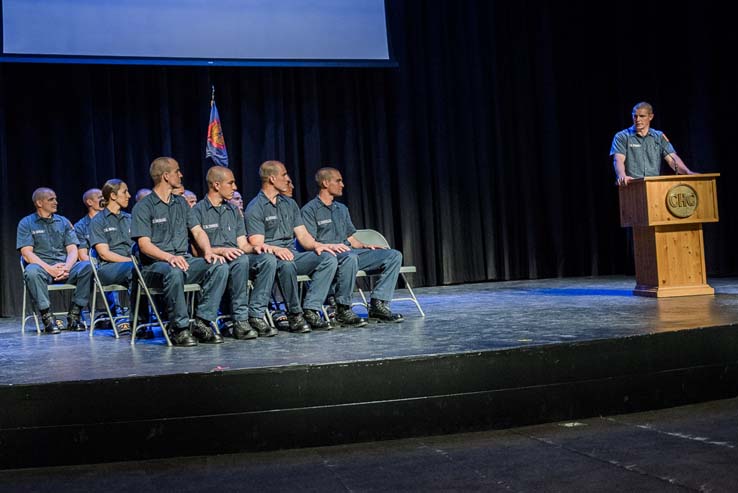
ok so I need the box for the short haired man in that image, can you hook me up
[228,191,244,216]
[183,189,197,208]
[131,157,229,346]
[73,188,104,262]
[245,160,346,332]
[611,101,695,186]
[191,166,278,339]
[302,167,404,323]
[135,188,152,203]
[17,188,93,333]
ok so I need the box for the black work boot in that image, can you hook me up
[303,309,331,330]
[166,323,198,347]
[287,312,312,333]
[368,299,404,323]
[335,304,368,327]
[40,308,61,334]
[191,318,224,344]
[232,320,258,340]
[66,304,86,331]
[249,317,278,337]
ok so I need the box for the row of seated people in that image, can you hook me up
[17,157,405,346]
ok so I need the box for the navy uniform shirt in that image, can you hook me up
[74,214,93,250]
[16,213,79,265]
[245,191,303,249]
[89,209,133,262]
[610,126,676,178]
[131,192,191,264]
[301,197,356,246]
[189,197,245,248]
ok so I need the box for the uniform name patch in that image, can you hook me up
[152,218,167,224]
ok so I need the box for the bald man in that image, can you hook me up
[74,188,104,262]
[190,166,278,339]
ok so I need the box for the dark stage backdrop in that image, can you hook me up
[1,1,737,317]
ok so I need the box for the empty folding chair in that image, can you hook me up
[351,229,425,316]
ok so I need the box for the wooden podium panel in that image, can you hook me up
[619,174,719,298]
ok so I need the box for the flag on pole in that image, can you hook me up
[206,86,229,166]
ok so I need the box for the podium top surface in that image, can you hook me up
[632,173,720,183]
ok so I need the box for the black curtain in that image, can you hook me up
[1,1,737,316]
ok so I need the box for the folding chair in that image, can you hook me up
[20,256,80,333]
[88,248,131,339]
[351,229,425,316]
[129,251,201,346]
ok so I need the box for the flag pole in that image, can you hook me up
[211,85,215,106]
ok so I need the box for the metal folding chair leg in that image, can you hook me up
[131,280,172,346]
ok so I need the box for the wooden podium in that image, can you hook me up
[619,173,719,297]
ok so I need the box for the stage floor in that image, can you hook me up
[3,275,738,386]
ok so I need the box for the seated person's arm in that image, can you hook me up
[249,234,292,260]
[64,244,78,271]
[78,247,90,262]
[138,236,189,270]
[189,225,223,263]
[20,245,64,278]
[294,225,339,256]
[237,235,263,255]
[347,235,383,250]
[95,243,130,263]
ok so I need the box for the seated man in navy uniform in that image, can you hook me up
[76,187,120,314]
[73,188,104,261]
[131,156,229,347]
[245,160,345,332]
[190,165,278,339]
[17,187,93,333]
[302,167,403,323]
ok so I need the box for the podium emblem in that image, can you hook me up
[666,184,698,218]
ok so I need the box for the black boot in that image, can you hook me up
[66,304,86,331]
[249,317,278,337]
[166,323,198,347]
[368,299,404,323]
[40,308,61,334]
[287,312,312,333]
[232,320,258,340]
[335,304,368,327]
[303,309,331,330]
[191,318,224,344]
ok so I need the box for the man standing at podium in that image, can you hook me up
[611,102,695,186]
